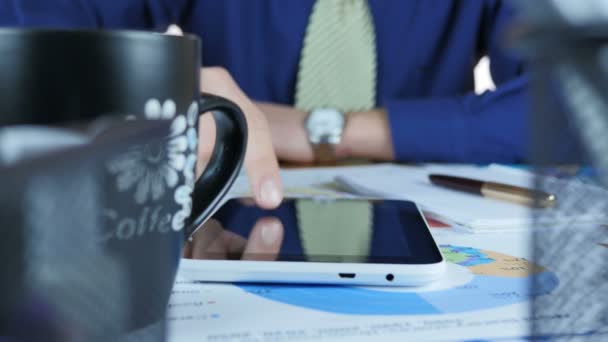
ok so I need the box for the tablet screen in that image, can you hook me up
[185,198,443,265]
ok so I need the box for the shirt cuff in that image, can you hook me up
[385,97,471,162]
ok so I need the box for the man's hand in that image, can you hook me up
[198,68,282,209]
[256,102,314,163]
[165,27,282,209]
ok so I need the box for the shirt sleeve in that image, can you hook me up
[0,0,193,31]
[385,1,529,164]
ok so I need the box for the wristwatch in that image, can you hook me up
[304,108,346,164]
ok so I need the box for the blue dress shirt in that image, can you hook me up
[0,0,529,163]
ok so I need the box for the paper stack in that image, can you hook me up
[333,164,608,231]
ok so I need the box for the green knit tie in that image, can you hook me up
[295,0,376,262]
[295,0,377,112]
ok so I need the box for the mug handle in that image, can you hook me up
[184,93,247,239]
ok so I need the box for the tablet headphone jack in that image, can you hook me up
[386,274,394,282]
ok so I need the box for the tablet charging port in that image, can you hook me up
[338,273,356,279]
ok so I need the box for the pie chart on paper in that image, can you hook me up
[238,245,559,315]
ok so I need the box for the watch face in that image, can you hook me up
[305,108,345,144]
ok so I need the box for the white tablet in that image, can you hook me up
[179,198,445,286]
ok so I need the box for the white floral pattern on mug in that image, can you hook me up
[106,99,198,232]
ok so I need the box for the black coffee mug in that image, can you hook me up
[0,29,247,341]
[0,28,247,237]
